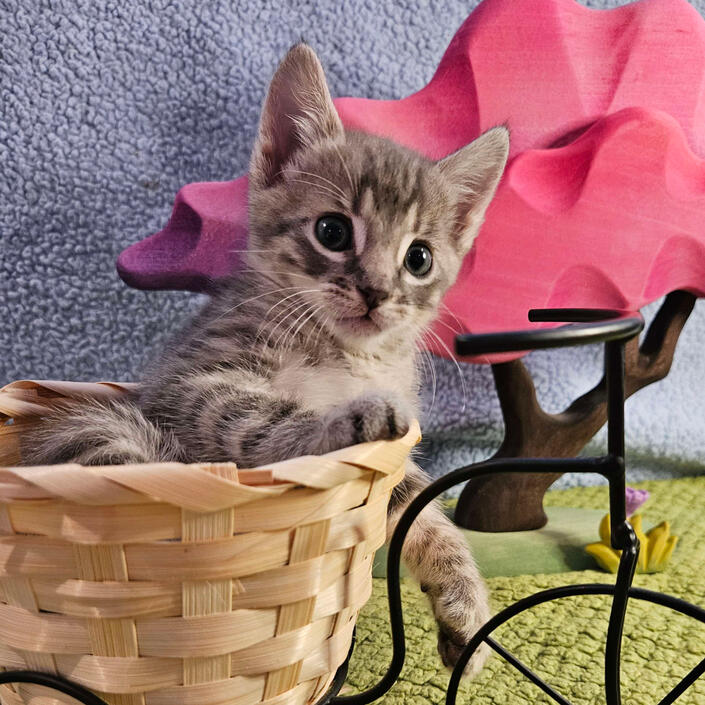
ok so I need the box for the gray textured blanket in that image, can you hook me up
[2,0,703,487]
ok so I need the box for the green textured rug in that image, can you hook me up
[345,477,705,704]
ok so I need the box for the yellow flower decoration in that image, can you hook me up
[585,513,678,574]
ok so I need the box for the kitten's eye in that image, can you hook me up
[404,242,433,277]
[315,214,353,252]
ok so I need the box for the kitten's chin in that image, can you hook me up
[327,309,415,350]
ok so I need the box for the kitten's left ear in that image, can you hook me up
[436,126,510,250]
[250,43,344,190]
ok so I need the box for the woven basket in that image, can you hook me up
[0,380,418,705]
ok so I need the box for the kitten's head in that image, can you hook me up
[246,44,509,350]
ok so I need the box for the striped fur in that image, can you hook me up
[22,43,508,676]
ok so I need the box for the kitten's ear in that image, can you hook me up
[436,126,510,250]
[250,43,344,189]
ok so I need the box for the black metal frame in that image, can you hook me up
[329,308,705,705]
[2,308,703,705]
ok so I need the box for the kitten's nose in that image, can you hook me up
[357,286,388,311]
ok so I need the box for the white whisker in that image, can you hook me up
[291,305,324,351]
[210,286,307,323]
[257,298,307,344]
[440,302,466,335]
[312,309,332,350]
[330,141,355,195]
[276,302,317,351]
[281,168,347,201]
[433,316,462,337]
[424,328,468,414]
[255,290,323,344]
[259,298,315,348]
[287,178,344,202]
[304,304,327,348]
[229,249,276,254]
[269,299,315,349]
[263,289,322,320]
[419,347,437,414]
[233,269,313,285]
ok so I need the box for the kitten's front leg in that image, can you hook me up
[234,391,414,461]
[170,381,413,465]
[387,461,491,678]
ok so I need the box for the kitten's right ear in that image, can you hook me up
[250,43,344,189]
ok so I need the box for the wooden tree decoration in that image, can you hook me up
[454,291,697,531]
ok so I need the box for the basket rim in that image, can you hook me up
[0,379,420,511]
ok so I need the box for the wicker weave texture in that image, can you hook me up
[0,380,418,705]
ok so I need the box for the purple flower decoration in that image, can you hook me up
[625,487,650,517]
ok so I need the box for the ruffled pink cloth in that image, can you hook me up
[117,0,705,362]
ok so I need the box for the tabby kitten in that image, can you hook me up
[24,44,509,675]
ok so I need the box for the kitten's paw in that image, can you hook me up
[321,393,413,451]
[428,574,492,678]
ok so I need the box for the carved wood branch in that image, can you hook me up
[454,291,697,532]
